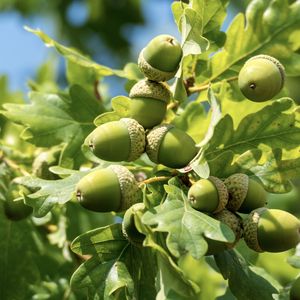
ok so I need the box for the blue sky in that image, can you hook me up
[0,1,235,93]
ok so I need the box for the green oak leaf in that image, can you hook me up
[25,27,125,78]
[142,183,234,260]
[215,250,279,300]
[15,168,88,217]
[205,98,300,160]
[195,0,300,85]
[71,223,156,300]
[287,245,300,269]
[1,84,103,168]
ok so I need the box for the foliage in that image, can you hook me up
[1,0,300,299]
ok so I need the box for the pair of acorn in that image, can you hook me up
[188,174,300,254]
[87,34,197,170]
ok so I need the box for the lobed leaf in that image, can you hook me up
[142,182,234,260]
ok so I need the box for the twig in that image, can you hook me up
[139,176,172,187]
[188,76,238,95]
[0,154,30,176]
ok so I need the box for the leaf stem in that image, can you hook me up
[188,76,238,95]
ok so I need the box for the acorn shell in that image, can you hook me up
[188,177,228,213]
[243,208,300,253]
[146,124,197,169]
[122,203,146,246]
[224,173,267,213]
[238,54,285,102]
[76,165,141,212]
[88,118,145,162]
[129,79,171,129]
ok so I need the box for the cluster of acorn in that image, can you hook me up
[187,174,300,254]
[76,35,198,212]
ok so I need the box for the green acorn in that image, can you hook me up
[76,165,141,213]
[238,54,285,102]
[243,208,300,253]
[146,124,197,169]
[88,118,145,162]
[224,173,267,213]
[4,184,33,221]
[32,148,60,180]
[138,34,183,82]
[206,209,243,255]
[129,79,171,129]
[290,276,300,300]
[122,203,146,246]
[188,177,228,213]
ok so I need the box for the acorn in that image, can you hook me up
[290,276,300,300]
[188,177,228,213]
[88,118,145,162]
[206,209,243,255]
[122,203,146,246]
[32,148,60,179]
[4,184,33,221]
[146,124,197,169]
[243,208,300,253]
[129,79,171,129]
[138,34,183,82]
[76,165,141,213]
[224,173,267,213]
[238,54,285,102]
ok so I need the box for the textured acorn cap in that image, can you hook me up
[138,49,177,82]
[122,203,146,246]
[109,165,141,211]
[119,118,146,161]
[243,207,267,252]
[209,176,229,213]
[246,55,285,89]
[214,209,243,247]
[145,124,173,163]
[129,79,171,103]
[224,173,249,211]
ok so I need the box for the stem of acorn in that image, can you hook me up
[188,76,238,95]
[139,176,172,187]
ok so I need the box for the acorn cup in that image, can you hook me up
[238,54,285,102]
[146,124,197,169]
[205,209,243,255]
[243,208,300,253]
[122,203,146,246]
[290,276,300,300]
[188,177,228,213]
[224,173,267,213]
[88,118,145,162]
[76,165,141,213]
[138,34,183,82]
[129,79,171,129]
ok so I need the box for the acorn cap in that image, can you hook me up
[243,207,265,252]
[138,49,177,82]
[224,173,249,211]
[109,165,141,211]
[119,118,146,161]
[209,177,229,213]
[146,124,173,163]
[246,55,285,89]
[214,209,243,247]
[129,79,171,103]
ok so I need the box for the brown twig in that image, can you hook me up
[139,176,172,187]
